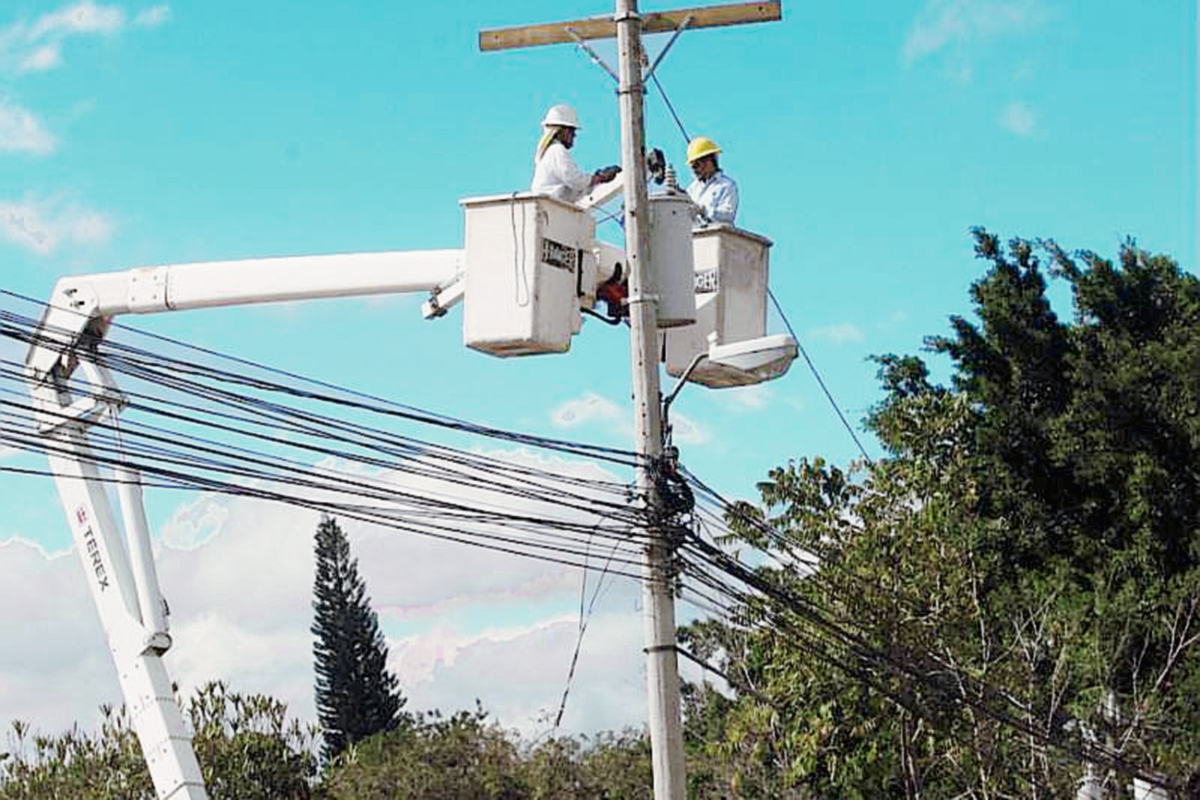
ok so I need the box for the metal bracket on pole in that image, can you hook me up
[662,352,707,419]
[567,27,620,83]
[643,15,693,86]
[662,352,707,447]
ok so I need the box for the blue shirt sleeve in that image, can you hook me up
[708,175,738,225]
[687,172,739,225]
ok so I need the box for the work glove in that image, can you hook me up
[646,148,666,184]
[592,165,622,184]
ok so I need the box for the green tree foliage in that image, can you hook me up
[523,729,655,799]
[0,686,658,799]
[931,231,1200,783]
[320,706,526,799]
[311,515,406,762]
[319,706,656,799]
[682,231,1200,796]
[189,682,320,799]
[0,682,317,799]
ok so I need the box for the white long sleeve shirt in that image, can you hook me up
[686,171,739,225]
[531,142,591,203]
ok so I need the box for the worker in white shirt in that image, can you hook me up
[685,136,739,225]
[531,104,620,203]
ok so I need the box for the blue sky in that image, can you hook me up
[0,0,1194,737]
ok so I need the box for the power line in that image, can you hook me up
[649,72,689,144]
[768,289,875,467]
[1,293,641,467]
[552,525,629,732]
[0,302,659,576]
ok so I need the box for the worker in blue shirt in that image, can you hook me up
[685,136,739,225]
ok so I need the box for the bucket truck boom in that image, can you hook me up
[24,249,463,800]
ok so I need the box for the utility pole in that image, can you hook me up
[612,2,686,797]
[479,4,781,798]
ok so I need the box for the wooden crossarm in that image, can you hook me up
[479,1,781,52]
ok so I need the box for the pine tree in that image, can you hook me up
[311,515,405,762]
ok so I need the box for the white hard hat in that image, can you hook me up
[541,104,580,129]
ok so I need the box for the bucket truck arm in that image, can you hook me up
[25,249,461,800]
[28,250,461,395]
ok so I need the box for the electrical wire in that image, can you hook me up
[0,299,657,577]
[768,289,875,467]
[552,524,629,732]
[2,292,640,467]
[649,72,689,145]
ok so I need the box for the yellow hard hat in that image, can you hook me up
[686,136,721,164]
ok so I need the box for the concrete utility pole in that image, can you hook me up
[480,4,781,798]
[611,2,687,797]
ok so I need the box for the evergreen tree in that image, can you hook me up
[311,515,405,762]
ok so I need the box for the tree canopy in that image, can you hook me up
[683,230,1200,797]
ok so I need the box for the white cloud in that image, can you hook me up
[874,310,908,332]
[133,5,169,28]
[719,384,772,412]
[0,101,55,154]
[551,392,626,430]
[18,44,61,72]
[807,322,865,345]
[902,0,1047,65]
[404,610,649,736]
[28,1,124,39]
[554,391,711,446]
[1,2,170,74]
[0,538,111,730]
[159,494,230,550]
[0,195,113,255]
[667,411,710,445]
[783,394,806,414]
[1000,100,1036,137]
[0,451,680,741]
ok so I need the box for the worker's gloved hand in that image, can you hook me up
[592,165,622,184]
[646,148,666,184]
